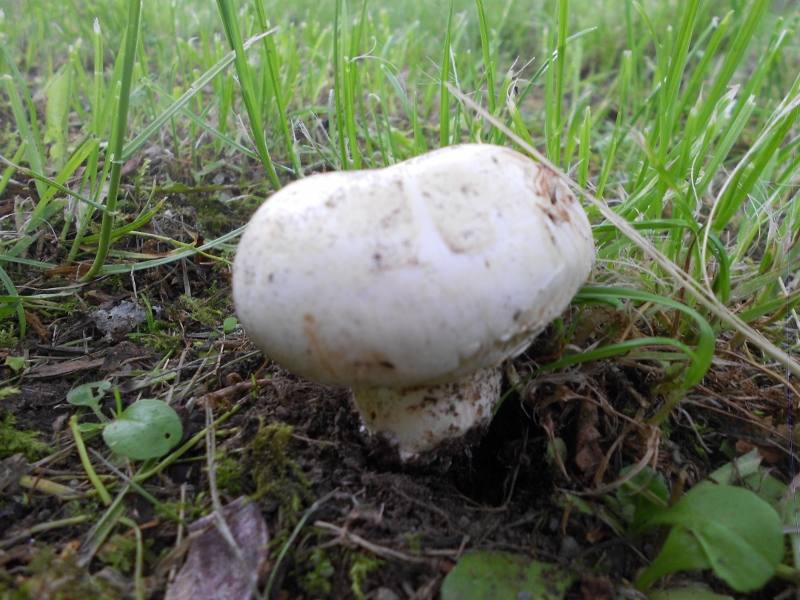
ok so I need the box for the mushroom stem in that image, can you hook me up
[352,366,502,461]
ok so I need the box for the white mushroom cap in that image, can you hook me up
[233,144,593,460]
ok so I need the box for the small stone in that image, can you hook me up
[92,300,149,338]
[374,587,401,600]
[559,536,581,559]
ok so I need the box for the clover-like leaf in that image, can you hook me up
[67,380,112,410]
[102,399,182,460]
[67,380,112,422]
[222,316,238,333]
[648,585,734,600]
[636,484,783,592]
[440,551,573,600]
[4,356,26,372]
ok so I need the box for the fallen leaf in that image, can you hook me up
[24,310,50,343]
[440,551,573,600]
[26,357,105,379]
[575,401,604,473]
[166,498,269,600]
[734,440,783,464]
[0,454,27,495]
[581,573,614,600]
[43,264,91,279]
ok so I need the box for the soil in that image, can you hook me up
[0,177,796,599]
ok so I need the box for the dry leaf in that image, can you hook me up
[26,357,105,379]
[574,401,604,473]
[165,498,269,600]
[0,454,27,495]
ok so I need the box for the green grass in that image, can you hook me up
[2,0,800,595]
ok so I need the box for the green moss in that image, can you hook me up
[134,329,185,354]
[180,294,225,328]
[404,532,422,554]
[0,387,21,399]
[98,533,154,574]
[12,547,125,599]
[214,449,247,496]
[349,553,384,600]
[297,547,383,600]
[156,493,210,526]
[0,326,19,348]
[192,195,261,236]
[245,421,312,514]
[0,414,50,461]
[300,548,335,596]
[63,497,102,521]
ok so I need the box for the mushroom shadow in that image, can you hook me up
[448,387,548,507]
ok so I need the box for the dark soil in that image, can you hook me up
[0,182,796,600]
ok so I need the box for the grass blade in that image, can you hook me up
[440,0,456,148]
[80,0,143,282]
[215,0,281,188]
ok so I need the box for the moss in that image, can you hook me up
[158,495,208,524]
[0,326,19,348]
[404,531,422,554]
[349,553,384,600]
[192,194,261,236]
[298,548,383,600]
[180,294,225,329]
[245,421,312,514]
[63,497,102,521]
[134,328,185,354]
[300,548,335,596]
[0,414,50,461]
[214,449,247,496]
[11,547,126,599]
[98,533,154,574]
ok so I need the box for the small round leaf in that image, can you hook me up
[441,551,573,600]
[222,316,238,333]
[67,380,112,409]
[102,399,183,460]
[636,484,783,592]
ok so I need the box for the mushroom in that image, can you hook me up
[233,144,594,461]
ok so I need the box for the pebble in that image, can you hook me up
[559,536,582,559]
[374,587,400,600]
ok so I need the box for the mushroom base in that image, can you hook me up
[352,366,502,462]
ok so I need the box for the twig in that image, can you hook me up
[17,474,81,499]
[579,426,662,496]
[0,515,89,550]
[314,520,427,563]
[291,433,337,446]
[195,377,274,409]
